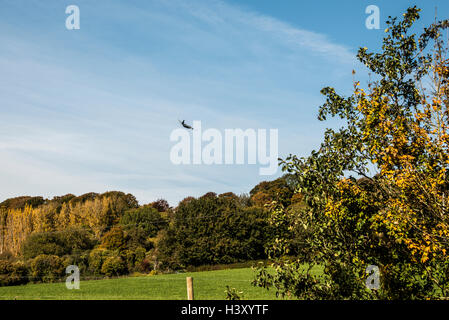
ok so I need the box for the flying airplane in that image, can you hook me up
[179,120,194,130]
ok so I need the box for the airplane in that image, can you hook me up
[179,120,194,130]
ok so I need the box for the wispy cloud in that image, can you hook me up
[164,0,355,64]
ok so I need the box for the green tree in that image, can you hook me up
[254,7,449,299]
[157,193,273,269]
[119,205,168,249]
[22,228,95,259]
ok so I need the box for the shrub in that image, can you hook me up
[63,252,90,275]
[101,256,127,277]
[0,260,29,286]
[88,248,112,274]
[136,258,153,273]
[122,247,152,272]
[30,254,65,283]
[123,247,148,272]
[22,228,96,259]
[22,233,66,258]
[133,247,146,265]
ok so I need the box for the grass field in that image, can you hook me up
[0,267,297,300]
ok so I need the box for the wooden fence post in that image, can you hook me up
[186,277,194,300]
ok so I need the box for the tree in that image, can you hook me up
[157,193,273,269]
[254,7,449,299]
[120,206,167,238]
[99,226,127,251]
[150,199,170,212]
[21,228,95,259]
[250,175,295,208]
[0,196,45,210]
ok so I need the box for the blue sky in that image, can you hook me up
[0,0,447,206]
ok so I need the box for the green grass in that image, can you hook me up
[0,267,287,300]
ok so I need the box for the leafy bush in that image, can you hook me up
[22,233,66,258]
[63,252,90,275]
[123,247,147,271]
[101,256,127,277]
[30,254,65,283]
[22,228,96,259]
[135,258,153,273]
[0,260,28,286]
[88,248,112,274]
[225,286,243,300]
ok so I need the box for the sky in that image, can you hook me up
[0,0,448,206]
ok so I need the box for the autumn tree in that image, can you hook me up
[0,192,138,255]
[254,7,449,299]
[250,175,295,208]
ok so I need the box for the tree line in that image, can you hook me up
[0,177,297,286]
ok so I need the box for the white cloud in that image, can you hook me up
[164,0,355,64]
